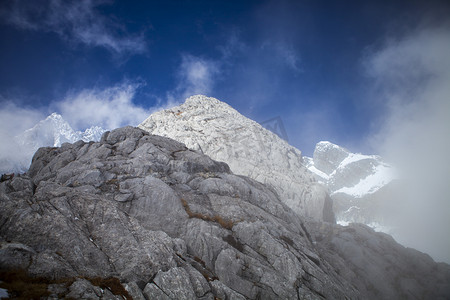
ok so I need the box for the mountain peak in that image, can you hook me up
[47,112,63,120]
[313,141,350,174]
[139,95,334,222]
[305,140,396,231]
[1,114,106,174]
[3,126,447,299]
[184,94,227,105]
[316,141,349,154]
[181,95,238,115]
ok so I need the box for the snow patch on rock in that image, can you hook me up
[305,141,396,197]
[332,164,396,197]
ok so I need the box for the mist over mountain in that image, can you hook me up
[303,137,450,264]
[303,141,397,229]
[0,113,105,174]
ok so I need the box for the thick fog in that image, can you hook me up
[366,23,450,263]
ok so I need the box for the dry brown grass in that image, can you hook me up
[0,269,51,300]
[180,198,234,230]
[0,269,131,300]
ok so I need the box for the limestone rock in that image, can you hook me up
[0,126,448,299]
[139,95,334,222]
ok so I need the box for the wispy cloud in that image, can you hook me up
[167,54,220,101]
[0,99,48,173]
[365,23,450,262]
[54,82,150,130]
[0,99,47,135]
[1,0,146,55]
[0,82,178,173]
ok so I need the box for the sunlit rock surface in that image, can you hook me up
[1,126,449,299]
[139,95,333,223]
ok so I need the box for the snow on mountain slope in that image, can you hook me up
[81,125,105,142]
[0,113,105,174]
[17,113,82,151]
[332,163,395,197]
[139,95,335,222]
[303,141,397,228]
[16,112,106,153]
[305,141,396,197]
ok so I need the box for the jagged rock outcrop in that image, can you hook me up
[1,127,449,299]
[139,95,334,223]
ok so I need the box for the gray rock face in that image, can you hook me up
[139,95,333,223]
[307,222,450,300]
[1,126,449,299]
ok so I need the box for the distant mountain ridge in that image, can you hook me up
[0,113,105,174]
[17,112,105,150]
[303,141,397,230]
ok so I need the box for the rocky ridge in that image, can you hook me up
[1,126,449,299]
[139,95,333,223]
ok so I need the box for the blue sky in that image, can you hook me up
[0,0,449,156]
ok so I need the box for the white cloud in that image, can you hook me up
[365,24,450,262]
[0,100,47,135]
[54,83,150,130]
[0,99,48,173]
[1,0,146,55]
[168,54,220,101]
[0,82,179,173]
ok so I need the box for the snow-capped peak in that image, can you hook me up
[18,112,79,148]
[316,140,347,152]
[303,140,398,233]
[312,141,349,175]
[0,113,106,174]
[48,112,63,120]
[305,141,396,197]
[331,163,396,197]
